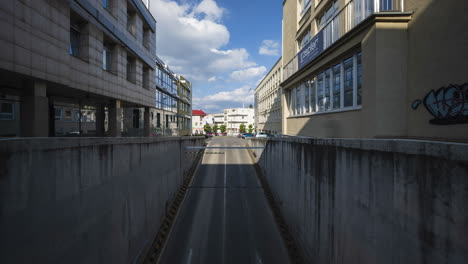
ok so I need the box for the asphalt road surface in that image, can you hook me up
[158,137,291,264]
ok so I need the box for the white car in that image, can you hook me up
[255,132,270,138]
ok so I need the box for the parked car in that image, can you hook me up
[241,133,255,139]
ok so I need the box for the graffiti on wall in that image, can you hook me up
[412,83,468,125]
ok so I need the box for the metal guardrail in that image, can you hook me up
[283,0,404,81]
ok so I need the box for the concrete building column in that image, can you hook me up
[143,107,150,137]
[108,100,121,137]
[95,104,106,137]
[20,80,49,137]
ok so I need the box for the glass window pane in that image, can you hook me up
[317,73,324,112]
[296,86,301,115]
[310,78,316,112]
[305,81,310,113]
[333,64,341,109]
[344,57,354,107]
[357,52,362,105]
[325,69,331,111]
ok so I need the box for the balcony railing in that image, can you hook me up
[283,0,404,81]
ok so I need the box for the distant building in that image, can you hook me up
[223,108,255,134]
[192,110,208,135]
[255,57,282,135]
[177,75,192,136]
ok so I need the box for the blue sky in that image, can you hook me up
[149,0,282,113]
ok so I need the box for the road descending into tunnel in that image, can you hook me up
[158,137,291,264]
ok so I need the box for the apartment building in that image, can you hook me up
[281,0,468,141]
[223,108,255,134]
[0,0,157,137]
[192,109,208,135]
[255,57,283,135]
[177,75,192,136]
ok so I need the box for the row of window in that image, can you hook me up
[54,107,96,122]
[287,52,362,117]
[155,90,177,113]
[69,12,151,89]
[156,67,177,95]
[0,102,15,120]
[180,102,190,113]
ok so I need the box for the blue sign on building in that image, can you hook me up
[298,31,324,70]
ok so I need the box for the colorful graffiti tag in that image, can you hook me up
[412,83,468,125]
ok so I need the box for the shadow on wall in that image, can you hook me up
[0,137,204,264]
[248,137,468,264]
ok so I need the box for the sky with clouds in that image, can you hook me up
[149,0,282,113]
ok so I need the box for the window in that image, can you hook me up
[357,52,362,105]
[166,115,169,128]
[288,52,362,117]
[143,66,150,89]
[0,102,14,120]
[317,1,339,30]
[102,41,114,71]
[343,57,354,107]
[157,113,161,128]
[305,81,310,113]
[65,110,72,121]
[317,73,324,112]
[69,16,82,57]
[133,109,140,128]
[301,0,311,13]
[54,108,62,120]
[296,86,302,115]
[332,64,341,109]
[126,55,136,83]
[143,25,151,50]
[127,6,136,36]
[324,69,331,111]
[299,30,311,49]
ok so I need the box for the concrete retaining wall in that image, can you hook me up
[0,137,204,264]
[249,138,468,264]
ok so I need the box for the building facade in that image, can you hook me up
[223,108,255,134]
[255,57,283,135]
[192,110,207,135]
[0,0,157,137]
[177,75,192,136]
[281,0,468,141]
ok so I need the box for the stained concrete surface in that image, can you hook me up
[0,137,204,264]
[158,137,290,264]
[249,137,468,264]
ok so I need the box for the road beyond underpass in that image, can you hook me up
[158,137,291,264]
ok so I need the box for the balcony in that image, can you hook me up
[283,0,405,82]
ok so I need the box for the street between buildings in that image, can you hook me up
[158,137,291,264]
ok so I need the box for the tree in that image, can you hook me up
[212,124,219,134]
[248,104,253,109]
[203,124,212,134]
[220,124,226,133]
[239,124,246,133]
[248,124,254,134]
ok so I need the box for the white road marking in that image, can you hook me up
[187,249,193,264]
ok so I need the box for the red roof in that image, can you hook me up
[192,110,207,116]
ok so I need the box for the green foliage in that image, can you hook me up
[248,124,254,134]
[239,124,246,133]
[220,125,227,133]
[248,104,253,109]
[203,124,212,134]
[212,124,219,133]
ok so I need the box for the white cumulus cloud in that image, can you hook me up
[150,0,257,81]
[192,85,254,112]
[259,40,280,56]
[230,66,267,82]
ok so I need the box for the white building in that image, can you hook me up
[191,109,208,135]
[223,108,255,134]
